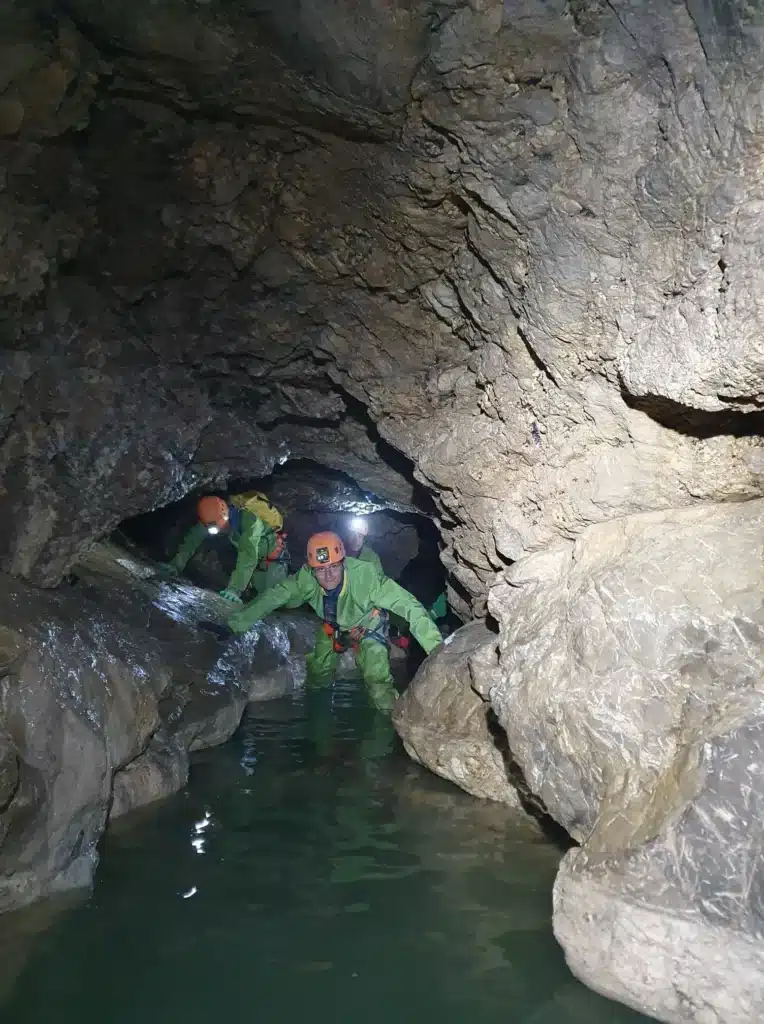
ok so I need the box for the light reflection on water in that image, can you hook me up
[0,680,650,1024]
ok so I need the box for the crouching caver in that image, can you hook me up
[163,492,288,603]
[227,531,442,713]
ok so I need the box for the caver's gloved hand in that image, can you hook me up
[227,606,252,634]
[218,588,243,603]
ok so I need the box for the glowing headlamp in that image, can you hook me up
[314,546,330,564]
[206,525,220,535]
[350,517,368,534]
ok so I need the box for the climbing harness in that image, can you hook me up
[322,608,389,654]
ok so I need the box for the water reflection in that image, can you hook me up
[1,678,650,1024]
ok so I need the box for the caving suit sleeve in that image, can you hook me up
[359,545,384,575]
[226,516,272,595]
[370,577,442,654]
[171,523,207,571]
[227,571,310,634]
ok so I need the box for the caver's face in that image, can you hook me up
[314,562,343,591]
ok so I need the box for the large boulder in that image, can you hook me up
[393,621,525,808]
[0,540,308,914]
[486,498,764,1023]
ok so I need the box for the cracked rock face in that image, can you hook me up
[1,0,763,611]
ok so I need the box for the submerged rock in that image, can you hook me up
[0,541,308,913]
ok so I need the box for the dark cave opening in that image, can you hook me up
[116,459,450,620]
[619,386,764,436]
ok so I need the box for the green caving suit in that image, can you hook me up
[227,558,442,712]
[170,509,287,598]
[354,543,383,575]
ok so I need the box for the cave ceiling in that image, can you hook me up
[1,0,763,613]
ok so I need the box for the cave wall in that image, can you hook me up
[1,0,764,612]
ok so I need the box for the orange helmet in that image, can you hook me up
[307,531,345,568]
[197,496,229,531]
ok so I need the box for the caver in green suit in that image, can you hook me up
[228,557,441,712]
[170,506,287,599]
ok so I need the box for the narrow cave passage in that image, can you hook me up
[0,447,643,1021]
[117,458,448,602]
[115,458,460,684]
[0,456,646,1024]
[9,0,763,1015]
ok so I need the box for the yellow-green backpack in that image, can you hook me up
[230,491,283,531]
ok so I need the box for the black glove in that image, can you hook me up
[197,620,234,641]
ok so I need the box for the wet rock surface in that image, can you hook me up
[393,622,524,808]
[2,0,764,1017]
[498,499,764,1022]
[0,540,310,912]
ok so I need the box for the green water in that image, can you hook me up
[1,681,649,1023]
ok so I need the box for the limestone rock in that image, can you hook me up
[0,627,27,677]
[554,853,764,1024]
[110,732,189,819]
[1,2,763,607]
[487,498,764,1023]
[2,1,764,1013]
[0,584,161,912]
[0,540,309,912]
[0,732,19,818]
[393,621,524,808]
